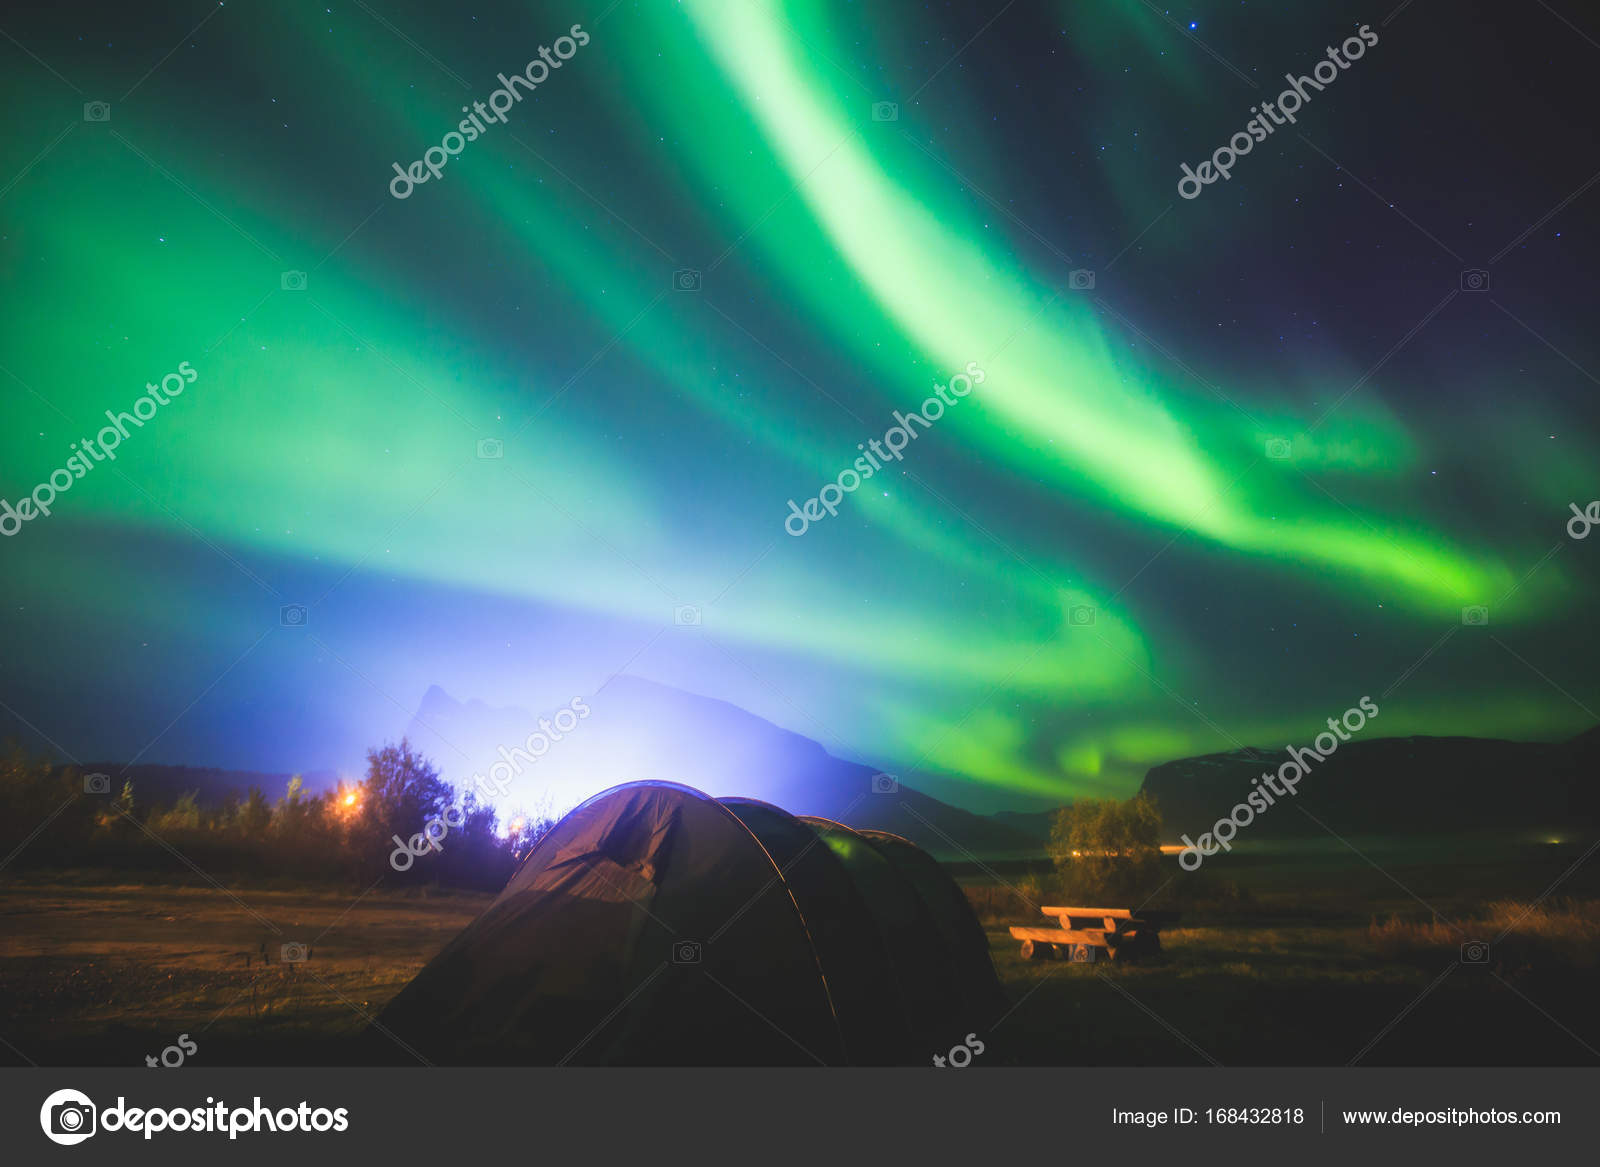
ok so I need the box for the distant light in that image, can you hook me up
[343,793,357,807]
[1188,22,1198,30]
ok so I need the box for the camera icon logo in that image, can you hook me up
[871,101,899,122]
[83,101,111,122]
[1460,268,1490,293]
[672,939,702,964]
[476,438,504,460]
[871,772,899,795]
[1068,269,1096,291]
[1460,940,1490,964]
[672,268,702,292]
[1068,604,1097,627]
[280,941,309,963]
[280,270,307,292]
[40,1088,97,1145]
[83,772,111,795]
[280,604,308,628]
[1461,605,1489,627]
[674,604,701,626]
[1265,437,1293,460]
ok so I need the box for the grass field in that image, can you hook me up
[0,876,488,1067]
[3,838,1597,1066]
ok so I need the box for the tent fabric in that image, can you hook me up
[796,815,970,1049]
[855,828,1011,1022]
[373,782,1004,1065]
[718,798,915,1064]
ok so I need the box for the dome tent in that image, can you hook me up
[373,781,1004,1065]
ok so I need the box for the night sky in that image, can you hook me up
[1,0,1595,814]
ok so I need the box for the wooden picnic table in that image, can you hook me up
[1009,905,1180,963]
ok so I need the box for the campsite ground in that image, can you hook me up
[968,837,1600,1065]
[0,875,483,1067]
[2,839,1597,1066]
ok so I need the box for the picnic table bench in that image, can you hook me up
[1009,906,1180,963]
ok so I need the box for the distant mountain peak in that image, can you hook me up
[401,675,1036,858]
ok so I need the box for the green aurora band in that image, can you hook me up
[0,1,1591,802]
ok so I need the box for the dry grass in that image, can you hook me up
[0,879,491,1064]
[963,877,1047,923]
[1369,899,1600,970]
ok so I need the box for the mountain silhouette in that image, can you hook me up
[402,675,1038,858]
[1141,728,1600,840]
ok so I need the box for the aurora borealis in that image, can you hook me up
[1,0,1595,813]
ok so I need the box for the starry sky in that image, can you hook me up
[0,0,1595,813]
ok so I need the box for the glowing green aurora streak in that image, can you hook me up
[0,1,1589,802]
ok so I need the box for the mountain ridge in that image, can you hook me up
[403,674,1040,857]
[1140,728,1600,839]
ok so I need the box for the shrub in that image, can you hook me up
[1048,792,1165,904]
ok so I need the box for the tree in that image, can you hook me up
[236,786,272,836]
[504,810,558,863]
[1048,792,1164,902]
[274,775,313,837]
[501,792,558,862]
[149,790,202,834]
[352,739,452,880]
[431,789,519,890]
[0,743,100,864]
